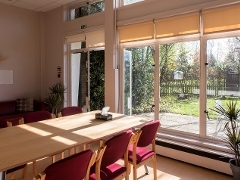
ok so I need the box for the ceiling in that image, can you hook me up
[0,0,82,12]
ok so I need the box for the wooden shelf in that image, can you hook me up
[0,57,6,61]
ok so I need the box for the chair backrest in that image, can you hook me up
[101,130,133,167]
[137,120,160,147]
[24,111,52,124]
[44,149,95,180]
[6,117,24,127]
[60,106,83,117]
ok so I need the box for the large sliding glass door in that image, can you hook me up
[206,36,240,139]
[123,45,155,119]
[159,40,200,134]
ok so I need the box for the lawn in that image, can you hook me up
[160,95,240,119]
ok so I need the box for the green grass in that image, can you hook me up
[160,95,240,118]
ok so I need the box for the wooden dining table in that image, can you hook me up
[0,110,149,180]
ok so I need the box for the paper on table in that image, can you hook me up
[101,106,110,116]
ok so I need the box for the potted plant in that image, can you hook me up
[45,82,66,117]
[211,100,240,180]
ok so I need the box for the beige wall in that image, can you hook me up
[0,3,40,101]
[44,7,65,99]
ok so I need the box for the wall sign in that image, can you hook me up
[57,66,61,78]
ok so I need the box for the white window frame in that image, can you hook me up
[119,30,240,154]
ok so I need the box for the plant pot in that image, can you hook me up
[230,159,240,180]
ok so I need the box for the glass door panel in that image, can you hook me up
[71,49,105,112]
[89,50,105,111]
[123,46,155,120]
[206,37,240,139]
[71,51,88,109]
[159,41,200,134]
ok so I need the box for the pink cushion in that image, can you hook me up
[90,163,126,180]
[128,145,155,164]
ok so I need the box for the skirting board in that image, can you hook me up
[156,145,232,175]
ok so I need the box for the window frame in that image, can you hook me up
[119,29,240,153]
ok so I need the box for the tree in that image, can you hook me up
[125,46,154,114]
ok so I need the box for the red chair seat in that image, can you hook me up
[90,163,126,180]
[128,145,155,164]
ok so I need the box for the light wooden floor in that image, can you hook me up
[8,150,232,180]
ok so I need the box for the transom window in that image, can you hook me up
[70,0,104,20]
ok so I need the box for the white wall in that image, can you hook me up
[0,3,40,101]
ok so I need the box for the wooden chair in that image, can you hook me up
[3,117,28,180]
[6,117,24,127]
[23,111,64,176]
[33,149,97,180]
[58,106,83,117]
[58,106,84,155]
[89,130,133,180]
[23,111,53,124]
[128,120,160,180]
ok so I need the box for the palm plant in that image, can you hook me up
[45,82,66,117]
[211,100,240,167]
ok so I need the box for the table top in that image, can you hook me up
[0,110,149,172]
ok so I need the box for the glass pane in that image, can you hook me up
[72,0,104,19]
[71,42,82,50]
[71,52,87,108]
[89,50,105,111]
[123,46,154,120]
[89,1,105,15]
[159,41,200,134]
[123,0,144,6]
[206,37,240,139]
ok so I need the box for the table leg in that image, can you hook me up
[0,171,6,180]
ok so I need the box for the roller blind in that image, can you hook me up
[65,34,85,43]
[203,4,240,34]
[86,30,105,48]
[65,30,105,48]
[155,12,200,38]
[118,22,154,43]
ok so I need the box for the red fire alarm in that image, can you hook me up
[57,66,61,78]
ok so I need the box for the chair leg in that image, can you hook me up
[83,144,87,150]
[52,155,56,163]
[132,163,137,180]
[33,160,37,177]
[144,164,149,175]
[61,152,65,159]
[125,165,129,180]
[153,155,157,180]
[9,172,14,180]
[22,164,28,180]
[68,149,71,156]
